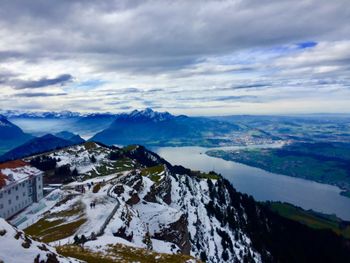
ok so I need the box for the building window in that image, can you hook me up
[8,190,11,194]
[0,204,3,209]
[8,199,11,205]
[16,195,19,200]
[15,186,18,191]
[0,193,2,198]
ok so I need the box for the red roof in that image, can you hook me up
[0,160,29,189]
[0,160,28,169]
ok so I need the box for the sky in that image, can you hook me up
[0,0,349,116]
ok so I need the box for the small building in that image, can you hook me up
[0,160,43,219]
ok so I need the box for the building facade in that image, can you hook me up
[0,160,43,219]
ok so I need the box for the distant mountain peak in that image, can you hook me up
[0,115,12,127]
[0,110,83,119]
[117,108,175,122]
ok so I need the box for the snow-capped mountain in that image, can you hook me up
[0,110,83,119]
[6,142,349,263]
[1,108,174,121]
[91,108,245,146]
[114,108,175,122]
[1,108,273,147]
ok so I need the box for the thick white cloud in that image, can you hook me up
[0,0,349,114]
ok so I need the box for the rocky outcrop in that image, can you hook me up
[144,175,172,205]
[118,171,143,192]
[154,214,191,254]
[126,192,140,205]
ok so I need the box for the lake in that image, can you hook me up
[154,145,350,220]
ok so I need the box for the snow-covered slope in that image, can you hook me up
[0,218,80,263]
[13,143,261,262]
[6,143,350,263]
[27,142,136,178]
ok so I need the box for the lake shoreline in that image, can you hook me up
[154,146,350,220]
[206,150,350,199]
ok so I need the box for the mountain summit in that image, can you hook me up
[90,108,243,146]
[115,108,175,122]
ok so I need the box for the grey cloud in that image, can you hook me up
[173,95,260,103]
[15,92,67,97]
[0,51,24,61]
[14,74,73,89]
[118,106,133,110]
[214,95,259,102]
[105,87,141,96]
[231,83,271,90]
[0,71,17,84]
[106,101,128,105]
[146,88,164,93]
[0,1,349,72]
[0,1,349,114]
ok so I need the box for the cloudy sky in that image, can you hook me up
[0,0,349,115]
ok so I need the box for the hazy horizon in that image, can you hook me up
[1,108,350,118]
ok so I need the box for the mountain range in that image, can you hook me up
[0,108,277,161]
[91,108,252,146]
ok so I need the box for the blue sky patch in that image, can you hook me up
[297,41,317,49]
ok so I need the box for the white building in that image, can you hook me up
[0,160,43,219]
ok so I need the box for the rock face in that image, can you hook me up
[104,146,262,262]
[144,174,172,205]
[153,213,191,254]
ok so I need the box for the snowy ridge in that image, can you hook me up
[115,108,175,122]
[6,142,262,262]
[170,173,260,262]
